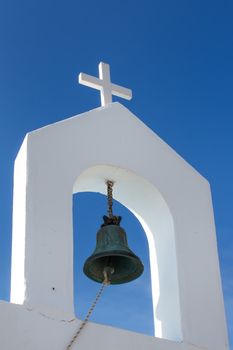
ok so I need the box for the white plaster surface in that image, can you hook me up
[4,102,228,349]
[0,301,197,350]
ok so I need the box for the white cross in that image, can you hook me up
[78,62,132,107]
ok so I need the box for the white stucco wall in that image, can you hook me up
[1,102,228,349]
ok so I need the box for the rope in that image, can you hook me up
[66,180,115,349]
[106,180,114,218]
[65,273,110,349]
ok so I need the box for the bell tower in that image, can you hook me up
[0,63,229,349]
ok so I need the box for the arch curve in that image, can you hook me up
[73,164,182,341]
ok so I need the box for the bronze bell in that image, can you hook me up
[83,215,144,284]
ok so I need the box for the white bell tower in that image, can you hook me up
[0,63,229,350]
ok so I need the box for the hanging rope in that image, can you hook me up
[65,181,115,349]
[103,180,121,226]
[106,180,114,218]
[65,272,111,350]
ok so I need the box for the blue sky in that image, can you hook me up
[0,0,232,347]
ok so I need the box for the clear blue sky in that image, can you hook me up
[0,0,232,347]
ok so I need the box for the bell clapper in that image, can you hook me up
[103,251,115,285]
[103,266,115,285]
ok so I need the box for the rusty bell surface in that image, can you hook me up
[83,216,144,284]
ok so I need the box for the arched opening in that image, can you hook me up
[73,165,183,341]
[73,192,154,335]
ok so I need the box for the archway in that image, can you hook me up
[73,165,182,341]
[73,191,154,335]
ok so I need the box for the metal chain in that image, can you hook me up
[65,276,110,350]
[106,180,114,218]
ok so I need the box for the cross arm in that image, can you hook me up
[79,73,102,91]
[111,83,132,100]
